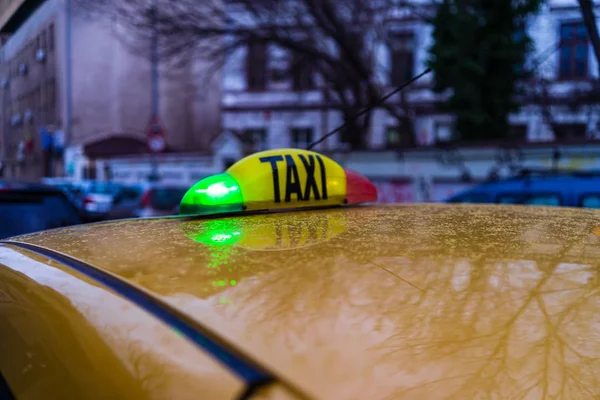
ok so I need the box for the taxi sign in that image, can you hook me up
[179,149,377,216]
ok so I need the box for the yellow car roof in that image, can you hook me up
[4,203,600,399]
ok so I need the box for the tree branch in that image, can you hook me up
[577,0,600,75]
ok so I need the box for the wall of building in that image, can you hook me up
[222,0,600,155]
[0,0,223,179]
[0,0,60,179]
[84,131,242,184]
[68,5,222,152]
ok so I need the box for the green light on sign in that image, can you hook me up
[179,173,244,215]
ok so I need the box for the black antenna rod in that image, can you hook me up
[307,67,432,150]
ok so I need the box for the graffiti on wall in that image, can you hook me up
[541,155,599,171]
[373,181,416,203]
[430,181,478,202]
[371,179,478,204]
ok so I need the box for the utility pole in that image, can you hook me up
[1,34,12,177]
[151,0,159,118]
[1,36,7,171]
[149,0,160,182]
[65,0,73,162]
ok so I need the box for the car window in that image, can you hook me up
[447,193,490,203]
[151,188,187,210]
[580,194,600,208]
[498,195,521,204]
[88,184,123,195]
[123,187,143,200]
[498,194,561,206]
[0,192,81,239]
[524,195,561,206]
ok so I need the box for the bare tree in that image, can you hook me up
[522,35,600,141]
[577,0,600,75]
[75,0,433,150]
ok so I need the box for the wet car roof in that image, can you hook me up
[8,204,600,399]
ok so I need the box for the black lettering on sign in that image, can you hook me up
[261,153,330,204]
[260,155,284,203]
[298,155,321,200]
[284,155,303,202]
[316,155,328,200]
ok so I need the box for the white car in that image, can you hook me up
[106,184,188,220]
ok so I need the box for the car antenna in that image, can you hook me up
[306,67,432,150]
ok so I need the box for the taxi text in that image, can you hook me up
[260,154,328,203]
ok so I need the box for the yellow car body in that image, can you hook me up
[1,204,600,399]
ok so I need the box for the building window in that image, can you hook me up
[290,128,313,148]
[291,52,314,91]
[40,29,47,50]
[435,121,454,142]
[387,124,415,148]
[554,123,587,140]
[33,85,41,113]
[246,39,267,91]
[390,32,415,86]
[242,129,267,152]
[559,22,588,80]
[514,23,528,75]
[46,78,56,117]
[37,85,44,114]
[268,46,287,84]
[30,37,37,58]
[386,126,402,147]
[48,24,55,51]
[508,124,527,140]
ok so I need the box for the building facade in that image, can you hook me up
[0,0,222,180]
[216,0,600,203]
[221,0,600,151]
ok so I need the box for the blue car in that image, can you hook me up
[446,169,600,208]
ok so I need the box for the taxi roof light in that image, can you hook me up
[198,182,239,197]
[180,149,377,216]
[180,173,244,215]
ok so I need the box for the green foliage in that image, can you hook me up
[428,0,543,142]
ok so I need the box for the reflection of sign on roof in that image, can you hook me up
[181,211,348,251]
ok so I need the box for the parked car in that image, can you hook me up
[135,184,188,218]
[40,178,86,209]
[106,184,188,220]
[0,182,81,239]
[105,185,145,220]
[80,182,125,222]
[55,183,86,209]
[447,169,600,208]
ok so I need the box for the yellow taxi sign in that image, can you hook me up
[227,149,346,211]
[179,148,377,216]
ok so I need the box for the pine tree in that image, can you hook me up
[428,0,543,142]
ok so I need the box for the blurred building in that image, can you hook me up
[0,0,222,180]
[223,0,599,151]
[221,0,600,202]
